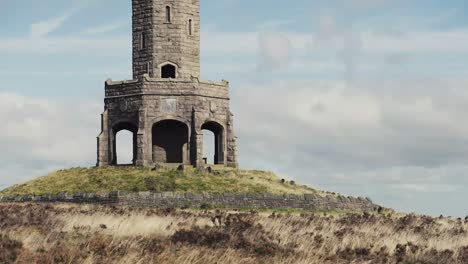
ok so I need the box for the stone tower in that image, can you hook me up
[97,0,238,168]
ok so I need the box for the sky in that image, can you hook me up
[2,0,468,216]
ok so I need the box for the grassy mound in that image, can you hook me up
[0,166,320,196]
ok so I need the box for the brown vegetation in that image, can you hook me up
[1,203,468,263]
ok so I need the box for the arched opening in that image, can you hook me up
[161,64,176,79]
[112,122,138,165]
[116,131,134,165]
[203,130,215,164]
[202,121,224,165]
[152,120,189,163]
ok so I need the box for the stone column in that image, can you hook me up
[216,130,226,165]
[191,108,205,167]
[97,109,110,166]
[226,112,239,168]
[135,109,149,166]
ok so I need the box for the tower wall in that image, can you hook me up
[132,0,200,79]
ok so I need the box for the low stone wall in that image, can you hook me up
[0,192,379,212]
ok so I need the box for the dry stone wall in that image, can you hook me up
[0,192,379,212]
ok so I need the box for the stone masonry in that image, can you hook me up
[97,0,238,168]
[0,192,379,212]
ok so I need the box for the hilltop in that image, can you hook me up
[0,166,321,197]
[2,167,463,264]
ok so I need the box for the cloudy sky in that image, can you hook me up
[2,0,468,216]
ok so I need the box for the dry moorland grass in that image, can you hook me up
[0,167,320,196]
[1,203,468,264]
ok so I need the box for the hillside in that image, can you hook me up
[1,203,467,264]
[0,166,321,196]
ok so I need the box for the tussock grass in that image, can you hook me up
[2,203,468,264]
[0,166,320,196]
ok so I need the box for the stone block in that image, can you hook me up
[139,191,151,198]
[162,192,175,198]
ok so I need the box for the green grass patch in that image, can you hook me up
[0,166,321,196]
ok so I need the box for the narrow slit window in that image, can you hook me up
[166,6,171,23]
[189,19,192,35]
[146,62,151,74]
[141,32,146,49]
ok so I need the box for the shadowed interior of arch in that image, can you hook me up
[152,120,188,163]
[202,121,224,165]
[161,64,176,78]
[112,122,138,165]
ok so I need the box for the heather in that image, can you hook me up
[1,203,468,263]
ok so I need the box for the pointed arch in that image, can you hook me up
[158,61,178,79]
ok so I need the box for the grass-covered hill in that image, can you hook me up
[0,166,321,196]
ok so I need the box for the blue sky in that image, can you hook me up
[2,0,468,216]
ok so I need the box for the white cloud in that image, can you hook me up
[231,77,468,215]
[201,31,259,55]
[30,14,70,38]
[81,22,128,35]
[4,26,468,62]
[258,32,292,69]
[0,93,101,186]
[0,37,130,54]
[29,0,96,38]
[256,19,296,31]
[234,77,468,179]
[361,30,468,54]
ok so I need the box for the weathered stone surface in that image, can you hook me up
[97,0,238,168]
[0,192,379,212]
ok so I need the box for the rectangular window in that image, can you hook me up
[146,62,151,74]
[189,19,192,35]
[166,6,171,23]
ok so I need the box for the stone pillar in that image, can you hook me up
[191,108,205,167]
[135,109,149,166]
[227,137,238,168]
[97,109,110,166]
[226,112,239,168]
[195,133,204,167]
